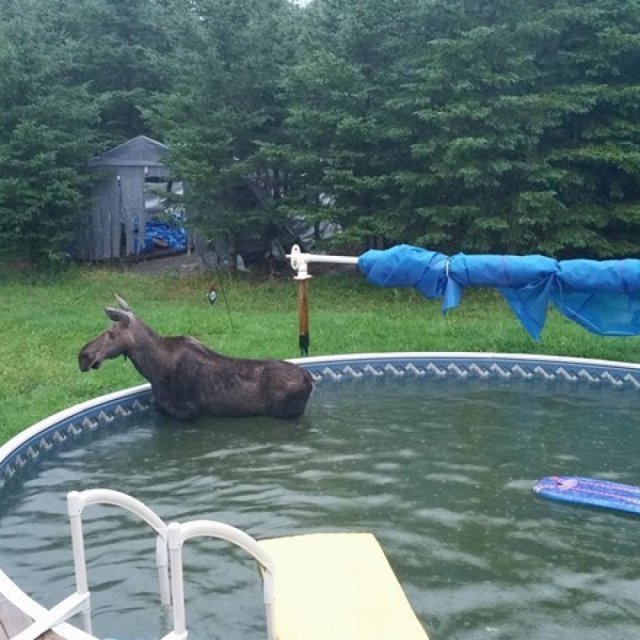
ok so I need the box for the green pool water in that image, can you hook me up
[1,375,639,640]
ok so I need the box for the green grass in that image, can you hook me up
[2,264,640,445]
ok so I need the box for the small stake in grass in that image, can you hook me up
[208,281,235,330]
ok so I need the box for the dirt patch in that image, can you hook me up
[118,252,207,274]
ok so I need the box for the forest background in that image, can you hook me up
[1,0,640,267]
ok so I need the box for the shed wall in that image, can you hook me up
[74,135,176,260]
[119,167,146,256]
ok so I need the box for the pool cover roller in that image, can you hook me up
[358,245,640,339]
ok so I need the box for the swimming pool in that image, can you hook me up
[2,353,640,640]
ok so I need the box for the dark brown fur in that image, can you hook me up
[78,297,313,420]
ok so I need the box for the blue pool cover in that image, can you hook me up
[358,245,640,339]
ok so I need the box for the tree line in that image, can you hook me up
[1,0,640,266]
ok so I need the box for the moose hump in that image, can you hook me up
[78,295,313,420]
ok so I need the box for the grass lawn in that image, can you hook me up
[2,263,640,445]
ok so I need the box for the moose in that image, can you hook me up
[78,296,314,420]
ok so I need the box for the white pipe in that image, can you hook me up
[67,489,172,631]
[177,520,276,573]
[0,570,96,640]
[288,244,358,279]
[167,522,188,640]
[166,519,277,640]
[66,492,92,634]
[10,592,91,640]
[69,489,168,535]
[156,534,172,607]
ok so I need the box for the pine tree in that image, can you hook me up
[147,0,302,254]
[392,0,640,257]
[268,0,422,250]
[63,0,188,142]
[0,0,98,265]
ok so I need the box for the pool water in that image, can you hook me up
[1,375,640,640]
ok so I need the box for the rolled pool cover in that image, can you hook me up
[357,245,640,340]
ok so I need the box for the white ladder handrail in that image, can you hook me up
[61,490,277,640]
[67,488,172,637]
[165,520,277,640]
[8,489,172,640]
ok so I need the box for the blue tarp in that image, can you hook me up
[358,245,640,339]
[141,220,188,254]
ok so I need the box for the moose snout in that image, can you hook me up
[78,348,99,372]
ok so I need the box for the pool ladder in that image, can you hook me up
[10,488,277,640]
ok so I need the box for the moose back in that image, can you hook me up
[78,296,314,420]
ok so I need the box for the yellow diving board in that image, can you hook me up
[259,532,429,640]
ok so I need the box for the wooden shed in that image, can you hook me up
[74,136,173,260]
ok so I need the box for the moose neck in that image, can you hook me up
[125,321,171,385]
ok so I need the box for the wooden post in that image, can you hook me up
[297,278,310,356]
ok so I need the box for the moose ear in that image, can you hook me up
[115,294,132,312]
[105,307,130,326]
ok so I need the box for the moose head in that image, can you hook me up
[78,295,136,372]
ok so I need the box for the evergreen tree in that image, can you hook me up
[269,0,422,250]
[392,0,640,257]
[2,0,640,266]
[63,0,188,142]
[148,0,300,251]
[0,0,98,265]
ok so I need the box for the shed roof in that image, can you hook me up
[88,135,169,168]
